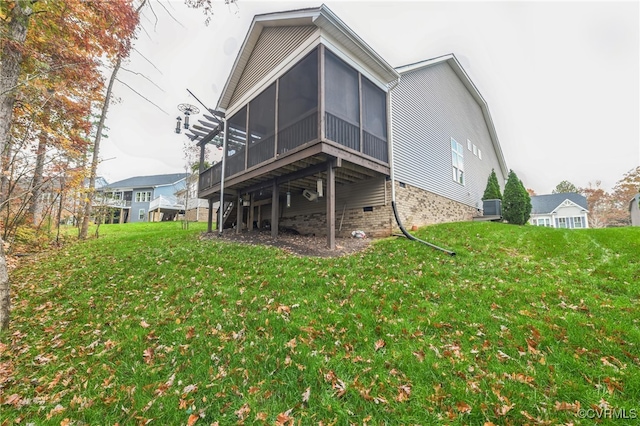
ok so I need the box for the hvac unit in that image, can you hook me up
[483,199,502,216]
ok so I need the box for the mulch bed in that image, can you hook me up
[200,229,372,258]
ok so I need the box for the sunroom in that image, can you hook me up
[194,7,399,248]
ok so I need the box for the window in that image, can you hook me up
[138,209,145,221]
[325,50,360,150]
[451,138,464,185]
[325,51,359,125]
[478,149,482,160]
[573,217,583,228]
[473,144,478,156]
[278,49,318,152]
[135,191,151,202]
[248,83,276,167]
[227,106,247,176]
[467,139,472,151]
[536,218,550,227]
[556,217,567,228]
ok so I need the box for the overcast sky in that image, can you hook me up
[100,0,639,194]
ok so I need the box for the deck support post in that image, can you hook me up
[207,198,213,233]
[248,193,255,231]
[271,181,279,238]
[236,194,243,234]
[327,159,336,249]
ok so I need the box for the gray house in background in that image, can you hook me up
[192,5,508,247]
[529,192,589,228]
[98,173,188,223]
[630,194,640,226]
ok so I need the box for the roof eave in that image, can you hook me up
[216,5,399,111]
[396,54,509,179]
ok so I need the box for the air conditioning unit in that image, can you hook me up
[303,189,318,202]
[483,199,502,216]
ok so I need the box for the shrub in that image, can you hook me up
[482,168,502,200]
[503,169,531,225]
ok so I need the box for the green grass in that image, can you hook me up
[1,221,639,425]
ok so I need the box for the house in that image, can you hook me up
[529,193,589,228]
[190,5,508,248]
[97,173,189,223]
[630,194,640,226]
[176,173,218,222]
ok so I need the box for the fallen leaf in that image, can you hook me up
[187,413,199,426]
[374,339,385,351]
[302,386,311,403]
[456,401,472,413]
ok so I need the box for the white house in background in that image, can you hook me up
[630,194,640,226]
[529,193,589,229]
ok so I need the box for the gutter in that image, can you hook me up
[387,79,456,256]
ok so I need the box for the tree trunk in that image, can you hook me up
[28,135,47,224]
[0,1,33,331]
[79,56,121,240]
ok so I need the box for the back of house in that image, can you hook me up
[191,5,509,247]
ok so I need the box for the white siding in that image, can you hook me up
[392,62,505,209]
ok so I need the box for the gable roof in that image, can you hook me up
[530,192,588,215]
[395,54,508,178]
[106,173,189,190]
[217,4,399,111]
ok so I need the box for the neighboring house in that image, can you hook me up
[176,173,219,222]
[529,193,589,229]
[630,194,640,226]
[191,5,508,248]
[97,173,188,223]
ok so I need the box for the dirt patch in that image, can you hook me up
[200,229,372,258]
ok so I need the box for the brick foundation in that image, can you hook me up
[392,181,479,231]
[278,181,479,237]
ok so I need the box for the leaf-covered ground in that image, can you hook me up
[1,221,639,425]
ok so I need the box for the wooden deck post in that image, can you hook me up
[327,160,336,249]
[271,181,279,238]
[236,194,242,234]
[207,198,213,233]
[248,193,254,231]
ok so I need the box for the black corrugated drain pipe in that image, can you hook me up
[387,79,455,256]
[391,201,456,256]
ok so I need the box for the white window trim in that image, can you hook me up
[138,209,145,221]
[451,137,465,185]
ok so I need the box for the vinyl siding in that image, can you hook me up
[392,62,505,209]
[229,25,317,106]
[281,176,386,217]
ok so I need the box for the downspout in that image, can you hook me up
[218,118,228,236]
[387,79,456,256]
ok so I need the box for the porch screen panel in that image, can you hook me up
[362,78,388,162]
[248,83,276,167]
[324,50,359,151]
[226,106,247,176]
[277,49,318,154]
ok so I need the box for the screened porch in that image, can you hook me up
[198,45,390,198]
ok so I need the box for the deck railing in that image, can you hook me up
[198,109,389,195]
[277,111,318,155]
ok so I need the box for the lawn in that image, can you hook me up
[1,221,639,425]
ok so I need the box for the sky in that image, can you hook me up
[100,0,640,194]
